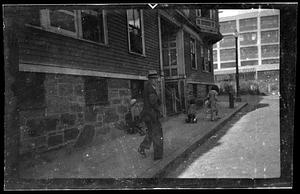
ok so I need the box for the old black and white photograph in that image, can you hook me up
[3,2,295,190]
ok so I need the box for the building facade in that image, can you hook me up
[4,5,221,156]
[213,9,280,94]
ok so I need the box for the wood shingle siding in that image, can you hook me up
[18,8,160,78]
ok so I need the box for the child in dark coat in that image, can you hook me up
[185,99,197,123]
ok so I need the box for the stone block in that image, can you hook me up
[64,128,79,141]
[77,112,84,124]
[74,125,95,148]
[117,105,128,114]
[103,108,119,123]
[60,113,76,127]
[74,85,84,96]
[46,85,58,96]
[119,89,130,97]
[48,134,63,147]
[26,119,45,137]
[108,90,119,98]
[70,103,83,112]
[85,106,97,122]
[44,116,59,132]
[95,124,110,135]
[58,83,73,97]
[111,98,121,104]
[108,79,129,89]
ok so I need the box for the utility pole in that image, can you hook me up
[234,29,241,102]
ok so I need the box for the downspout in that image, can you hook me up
[158,13,166,117]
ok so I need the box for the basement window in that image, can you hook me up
[14,72,45,110]
[84,77,108,105]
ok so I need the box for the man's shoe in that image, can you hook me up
[138,147,147,158]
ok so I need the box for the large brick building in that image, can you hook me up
[4,5,222,160]
[213,9,280,94]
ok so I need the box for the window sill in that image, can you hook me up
[25,24,109,48]
[128,50,146,57]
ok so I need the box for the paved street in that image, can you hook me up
[165,95,280,178]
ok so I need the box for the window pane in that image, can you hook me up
[261,45,279,58]
[171,68,178,76]
[201,9,211,18]
[170,49,177,66]
[164,69,170,77]
[220,35,235,47]
[214,63,218,69]
[50,10,76,32]
[261,15,279,29]
[213,50,217,62]
[220,20,236,34]
[81,10,104,43]
[239,18,257,31]
[163,49,169,66]
[220,49,236,61]
[261,30,279,43]
[239,32,257,45]
[241,60,258,66]
[128,9,143,54]
[262,59,279,64]
[240,46,258,59]
[221,62,236,69]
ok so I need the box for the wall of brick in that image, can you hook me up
[19,73,132,155]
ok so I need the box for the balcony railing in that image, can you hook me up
[196,18,219,33]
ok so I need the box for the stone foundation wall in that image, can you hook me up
[19,73,132,155]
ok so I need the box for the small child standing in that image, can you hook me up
[185,99,197,123]
[205,86,219,121]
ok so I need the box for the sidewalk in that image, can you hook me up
[19,101,247,179]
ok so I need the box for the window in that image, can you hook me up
[206,48,212,72]
[190,38,197,69]
[261,15,279,29]
[261,30,279,44]
[27,9,107,44]
[200,45,205,71]
[262,59,279,65]
[127,9,144,55]
[213,50,218,62]
[221,62,236,69]
[14,72,45,110]
[192,84,197,98]
[239,32,257,45]
[240,46,258,60]
[131,80,144,100]
[80,10,105,43]
[220,35,235,48]
[220,49,236,61]
[84,77,108,105]
[241,60,258,66]
[220,20,236,34]
[261,45,279,58]
[214,63,218,69]
[239,18,257,31]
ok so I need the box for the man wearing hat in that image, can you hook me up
[138,70,163,161]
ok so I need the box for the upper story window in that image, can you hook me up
[261,15,279,29]
[26,8,107,44]
[220,35,235,48]
[239,32,257,45]
[190,38,197,69]
[206,47,212,72]
[196,9,213,19]
[239,18,257,32]
[127,9,145,55]
[261,30,279,44]
[220,20,236,34]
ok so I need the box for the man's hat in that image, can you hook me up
[148,70,158,78]
[130,99,137,106]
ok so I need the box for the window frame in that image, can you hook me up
[190,37,197,70]
[29,9,108,45]
[126,9,145,56]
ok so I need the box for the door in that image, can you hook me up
[165,81,181,115]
